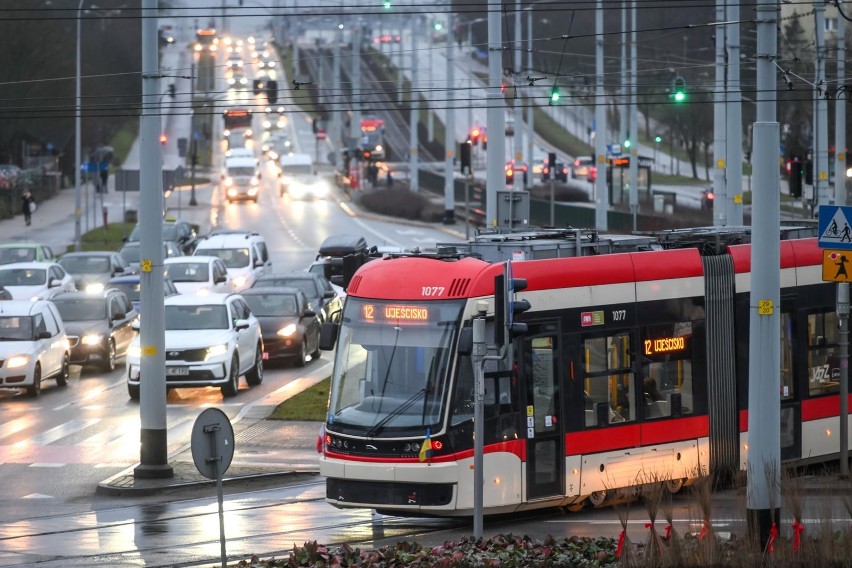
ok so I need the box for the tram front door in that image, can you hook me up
[521,327,564,501]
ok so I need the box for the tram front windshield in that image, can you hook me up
[327,298,464,437]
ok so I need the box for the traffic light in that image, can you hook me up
[494,264,531,348]
[624,138,631,149]
[805,158,814,185]
[549,87,559,104]
[469,127,481,146]
[789,160,803,198]
[168,83,176,98]
[655,135,662,144]
[434,21,443,31]
[671,76,687,103]
[383,0,391,8]
[159,134,168,145]
[459,141,472,174]
[266,80,278,104]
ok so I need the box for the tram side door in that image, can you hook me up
[521,326,564,500]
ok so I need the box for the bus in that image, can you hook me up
[358,117,386,160]
[317,227,851,517]
[195,28,218,52]
[222,108,253,139]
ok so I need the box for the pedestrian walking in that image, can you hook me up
[21,190,35,226]
[386,170,394,188]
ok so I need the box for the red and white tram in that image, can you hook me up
[319,228,851,516]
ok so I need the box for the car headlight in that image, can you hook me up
[277,324,297,337]
[232,275,248,288]
[7,355,29,369]
[128,345,141,358]
[239,77,247,85]
[224,177,234,186]
[268,61,276,67]
[248,187,258,196]
[223,129,231,137]
[81,334,104,346]
[86,283,104,294]
[227,77,235,85]
[206,344,228,360]
[263,121,271,128]
[227,188,238,197]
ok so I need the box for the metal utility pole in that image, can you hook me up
[134,0,171,481]
[189,60,197,206]
[747,0,780,545]
[351,24,362,155]
[513,0,524,189]
[620,2,628,147]
[525,8,534,190]
[713,0,727,225]
[815,3,830,206]
[75,0,84,251]
[486,0,505,227]
[444,19,455,223]
[835,4,847,207]
[594,0,608,231]
[409,23,419,192]
[726,0,743,225]
[428,26,435,141]
[628,0,638,230]
[332,24,342,162]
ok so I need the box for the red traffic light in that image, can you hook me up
[159,134,168,145]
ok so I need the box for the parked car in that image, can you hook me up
[240,287,320,366]
[119,240,182,272]
[193,231,271,290]
[164,256,232,295]
[0,300,70,397]
[0,243,56,265]
[57,251,131,293]
[126,219,199,255]
[125,293,264,399]
[50,289,138,372]
[252,272,342,324]
[0,262,75,300]
[106,274,180,310]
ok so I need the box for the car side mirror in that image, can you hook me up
[319,322,338,351]
[131,320,140,331]
[215,275,227,284]
[253,259,264,268]
[36,330,52,340]
[122,237,128,243]
[323,290,335,299]
[112,312,125,321]
[234,318,250,331]
[49,279,62,288]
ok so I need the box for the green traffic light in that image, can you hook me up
[550,89,559,103]
[655,135,662,143]
[383,0,391,8]
[624,139,631,149]
[434,22,443,31]
[674,91,686,102]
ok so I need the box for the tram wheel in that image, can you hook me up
[665,478,685,494]
[588,490,607,507]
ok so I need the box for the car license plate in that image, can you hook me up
[166,367,189,376]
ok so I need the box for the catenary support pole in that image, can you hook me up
[332,24,342,158]
[835,2,846,207]
[472,307,486,539]
[713,0,727,225]
[726,0,743,225]
[444,18,455,223]
[746,0,780,545]
[486,0,504,227]
[409,22,419,192]
[594,1,607,231]
[620,1,628,148]
[628,0,638,230]
[526,8,534,192]
[134,0,172,480]
[838,283,850,478]
[75,0,84,251]
[514,0,524,190]
[815,3,830,207]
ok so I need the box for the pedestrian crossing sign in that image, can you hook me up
[823,250,852,282]
[818,205,852,250]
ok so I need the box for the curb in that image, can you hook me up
[96,470,318,497]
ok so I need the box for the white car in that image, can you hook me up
[193,231,271,291]
[164,256,231,295]
[0,300,70,397]
[0,262,75,300]
[125,293,263,399]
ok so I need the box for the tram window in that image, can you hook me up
[807,311,841,396]
[780,312,794,400]
[640,322,694,419]
[582,332,635,427]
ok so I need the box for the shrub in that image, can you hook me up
[360,189,441,222]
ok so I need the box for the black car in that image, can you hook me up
[126,219,199,255]
[240,287,320,367]
[251,272,342,323]
[58,251,132,292]
[51,289,138,371]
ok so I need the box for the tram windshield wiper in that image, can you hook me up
[365,388,426,437]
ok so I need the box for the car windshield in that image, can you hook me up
[281,164,312,176]
[0,316,34,341]
[59,256,110,274]
[119,244,141,264]
[0,268,46,286]
[198,248,249,269]
[165,305,228,330]
[243,293,298,317]
[327,298,464,436]
[0,247,36,264]
[128,224,180,242]
[165,262,209,283]
[256,278,318,298]
[227,167,255,177]
[53,298,107,321]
